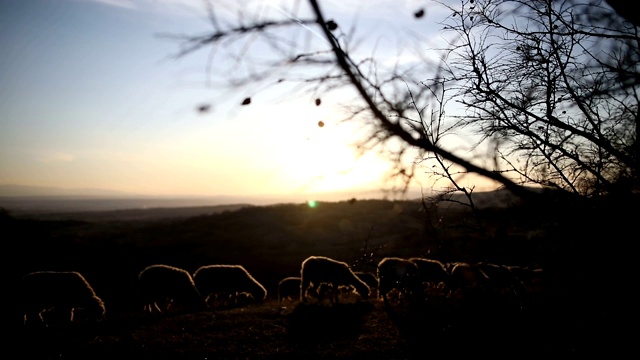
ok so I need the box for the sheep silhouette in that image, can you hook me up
[278,276,302,303]
[477,262,527,296]
[377,257,420,306]
[408,257,450,302]
[20,271,106,327]
[354,271,379,298]
[408,257,449,286]
[300,256,370,303]
[193,264,267,308]
[446,261,492,306]
[137,264,206,314]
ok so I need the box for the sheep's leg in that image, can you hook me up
[379,284,390,306]
[23,311,39,326]
[204,293,213,308]
[165,298,175,312]
[38,308,49,324]
[300,279,310,302]
[153,301,162,314]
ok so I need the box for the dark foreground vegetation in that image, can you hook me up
[1,189,636,358]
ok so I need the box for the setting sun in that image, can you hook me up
[278,133,391,193]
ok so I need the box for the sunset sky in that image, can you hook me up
[0,0,495,200]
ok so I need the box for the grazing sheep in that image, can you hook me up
[278,276,302,303]
[477,262,527,297]
[354,271,379,298]
[20,271,106,327]
[314,282,361,303]
[506,265,546,297]
[193,264,267,308]
[408,257,450,301]
[300,256,370,303]
[446,261,491,302]
[408,257,449,286]
[138,264,206,314]
[234,292,256,307]
[377,257,420,306]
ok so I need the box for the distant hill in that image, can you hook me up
[0,184,417,215]
[0,184,132,197]
[0,184,530,218]
[0,195,260,217]
[10,203,255,222]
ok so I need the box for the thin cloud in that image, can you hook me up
[74,0,207,14]
[81,0,137,10]
[35,152,76,164]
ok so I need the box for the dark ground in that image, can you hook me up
[4,293,631,359]
[1,193,636,359]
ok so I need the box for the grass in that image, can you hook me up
[9,299,407,359]
[7,291,626,359]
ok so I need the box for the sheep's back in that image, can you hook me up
[20,271,99,307]
[409,257,449,284]
[278,277,301,301]
[301,256,352,284]
[138,265,202,302]
[194,265,267,300]
[19,271,105,324]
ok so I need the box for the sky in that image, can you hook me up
[0,0,493,200]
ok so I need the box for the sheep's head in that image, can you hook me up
[236,292,255,306]
[241,275,267,301]
[251,283,267,301]
[73,296,106,322]
[355,281,370,300]
[184,288,208,312]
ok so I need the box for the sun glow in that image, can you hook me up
[277,128,391,194]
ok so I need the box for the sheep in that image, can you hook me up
[446,261,491,303]
[137,264,206,314]
[235,292,255,306]
[315,282,361,303]
[408,257,450,302]
[477,262,527,297]
[377,257,420,306]
[299,256,370,303]
[193,264,267,308]
[19,271,106,327]
[354,271,379,298]
[278,276,302,303]
[506,265,546,300]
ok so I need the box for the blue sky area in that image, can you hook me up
[1,0,489,200]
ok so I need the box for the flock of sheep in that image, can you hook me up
[18,255,544,327]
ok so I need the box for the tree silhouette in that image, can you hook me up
[430,0,638,196]
[169,0,638,200]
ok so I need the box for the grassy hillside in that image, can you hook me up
[1,192,636,358]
